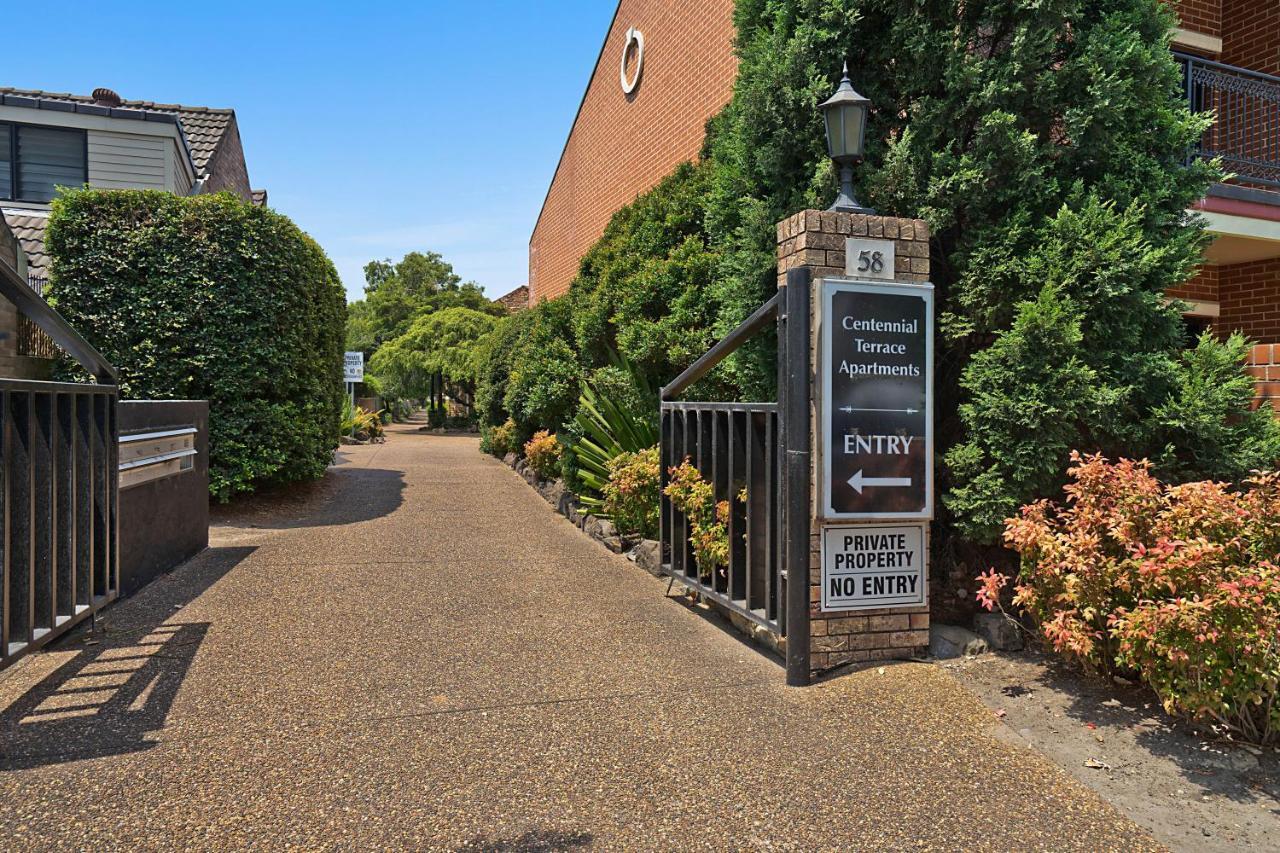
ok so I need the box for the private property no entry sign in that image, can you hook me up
[819,278,933,520]
[821,524,927,610]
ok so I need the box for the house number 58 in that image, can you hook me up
[857,250,885,274]
[844,238,896,280]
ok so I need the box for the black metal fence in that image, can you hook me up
[1179,52,1280,189]
[659,267,812,685]
[660,403,782,629]
[0,379,118,666]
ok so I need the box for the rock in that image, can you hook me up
[583,515,603,540]
[339,436,362,445]
[503,452,517,467]
[538,479,564,507]
[631,539,662,576]
[929,624,989,659]
[556,490,578,518]
[974,612,1023,651]
[523,468,539,487]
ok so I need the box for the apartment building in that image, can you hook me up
[530,0,1280,384]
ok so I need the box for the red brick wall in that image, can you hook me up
[1217,257,1280,340]
[529,0,737,302]
[1222,0,1280,75]
[1170,0,1223,37]
[1168,265,1220,303]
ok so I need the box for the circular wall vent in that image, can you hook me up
[620,27,644,95]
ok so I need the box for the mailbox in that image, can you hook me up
[119,427,197,489]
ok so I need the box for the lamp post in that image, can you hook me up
[819,62,875,214]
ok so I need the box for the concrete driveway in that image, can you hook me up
[0,422,1158,850]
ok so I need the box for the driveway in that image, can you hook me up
[0,421,1157,850]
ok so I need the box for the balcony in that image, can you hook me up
[1178,53,1280,190]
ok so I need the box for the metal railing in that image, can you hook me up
[661,403,782,629]
[0,378,119,666]
[659,267,812,685]
[1178,52,1280,189]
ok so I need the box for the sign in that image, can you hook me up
[344,351,364,383]
[844,238,895,280]
[821,524,927,611]
[820,278,933,519]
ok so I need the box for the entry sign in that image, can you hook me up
[822,524,927,611]
[820,278,933,519]
[344,351,364,383]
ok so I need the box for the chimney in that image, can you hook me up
[91,87,123,108]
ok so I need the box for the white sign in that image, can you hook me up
[844,238,895,280]
[344,351,364,383]
[821,524,927,611]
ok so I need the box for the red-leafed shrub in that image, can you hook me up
[979,452,1280,743]
[523,430,562,480]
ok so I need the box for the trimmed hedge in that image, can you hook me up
[47,189,346,500]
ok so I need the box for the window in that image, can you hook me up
[0,122,87,203]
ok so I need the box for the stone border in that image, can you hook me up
[497,451,784,657]
[501,452,661,573]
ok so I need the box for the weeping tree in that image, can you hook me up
[369,307,496,424]
[702,0,1279,559]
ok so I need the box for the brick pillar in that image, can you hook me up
[776,209,932,674]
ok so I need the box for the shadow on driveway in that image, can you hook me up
[0,546,254,770]
[211,466,407,530]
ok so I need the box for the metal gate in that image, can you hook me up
[0,234,120,669]
[0,380,119,664]
[660,267,812,685]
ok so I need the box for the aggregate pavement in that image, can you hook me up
[0,421,1160,850]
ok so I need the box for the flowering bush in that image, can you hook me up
[524,430,562,480]
[663,459,730,581]
[482,418,518,458]
[602,447,661,539]
[980,452,1280,743]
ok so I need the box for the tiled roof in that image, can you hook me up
[0,87,234,176]
[1,209,50,279]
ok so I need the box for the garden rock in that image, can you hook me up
[503,452,517,468]
[556,490,578,518]
[583,515,603,540]
[974,612,1023,651]
[632,539,661,576]
[929,624,988,659]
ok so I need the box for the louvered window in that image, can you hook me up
[0,122,87,203]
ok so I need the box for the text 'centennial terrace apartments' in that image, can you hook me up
[531,0,1280,402]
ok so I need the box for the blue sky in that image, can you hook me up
[11,1,615,301]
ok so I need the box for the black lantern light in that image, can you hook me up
[819,62,875,214]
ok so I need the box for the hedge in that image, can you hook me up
[46,189,346,501]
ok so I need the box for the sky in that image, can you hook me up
[8,1,616,302]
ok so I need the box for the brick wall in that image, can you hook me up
[1168,265,1220,304]
[529,0,736,302]
[201,117,253,202]
[777,210,933,672]
[1170,0,1223,38]
[1247,344,1280,410]
[1217,257,1280,340]
[1222,0,1280,75]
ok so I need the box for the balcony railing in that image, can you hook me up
[1178,52,1280,189]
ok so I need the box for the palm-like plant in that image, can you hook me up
[572,355,658,514]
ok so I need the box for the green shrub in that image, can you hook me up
[46,189,345,500]
[979,453,1280,743]
[523,430,562,480]
[602,447,661,539]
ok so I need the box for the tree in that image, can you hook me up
[702,0,1272,544]
[370,306,497,423]
[346,251,499,355]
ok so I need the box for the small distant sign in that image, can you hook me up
[344,351,364,383]
[821,524,927,611]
